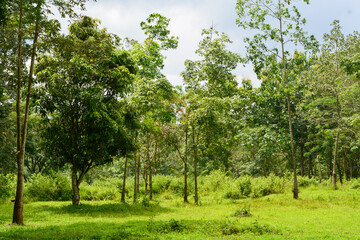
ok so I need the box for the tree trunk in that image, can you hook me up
[337,161,343,184]
[326,165,330,179]
[13,1,24,225]
[300,145,304,177]
[287,93,298,199]
[71,166,80,205]
[149,138,158,201]
[349,158,353,179]
[133,152,138,203]
[308,157,312,178]
[121,155,128,203]
[318,162,322,183]
[136,155,140,194]
[149,159,153,200]
[184,161,188,203]
[279,11,298,199]
[192,126,199,205]
[332,132,339,188]
[343,150,349,181]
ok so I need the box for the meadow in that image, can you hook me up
[1,173,360,239]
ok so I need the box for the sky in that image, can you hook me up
[61,0,360,87]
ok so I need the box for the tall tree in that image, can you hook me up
[35,16,137,205]
[1,0,90,224]
[182,28,241,204]
[236,0,317,199]
[127,13,178,201]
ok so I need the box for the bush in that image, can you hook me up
[250,178,270,198]
[168,177,184,195]
[152,175,172,194]
[150,219,186,233]
[200,170,230,192]
[232,205,251,217]
[81,184,120,201]
[297,176,319,187]
[267,173,286,194]
[236,176,252,197]
[0,174,15,202]
[25,172,72,201]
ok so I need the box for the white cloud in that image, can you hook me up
[55,0,360,88]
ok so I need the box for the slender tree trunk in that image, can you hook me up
[133,153,138,204]
[279,9,298,199]
[121,155,128,203]
[332,132,339,188]
[326,165,330,179]
[318,162,322,183]
[308,157,312,178]
[71,165,80,205]
[144,137,150,196]
[136,155,140,194]
[300,145,304,177]
[184,161,188,203]
[343,151,349,181]
[349,158,353,179]
[149,159,153,200]
[192,125,199,205]
[149,138,158,201]
[337,161,343,184]
[184,127,188,203]
[13,1,24,224]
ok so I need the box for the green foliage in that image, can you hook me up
[297,176,319,187]
[232,204,251,217]
[225,174,287,199]
[25,173,72,201]
[149,218,186,233]
[0,174,15,202]
[81,184,120,201]
[199,170,229,192]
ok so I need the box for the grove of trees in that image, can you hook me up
[1,0,360,225]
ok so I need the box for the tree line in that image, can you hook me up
[1,0,360,225]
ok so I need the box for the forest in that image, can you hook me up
[1,0,360,239]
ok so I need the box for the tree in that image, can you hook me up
[236,0,318,199]
[302,21,360,187]
[126,13,178,202]
[1,0,90,224]
[35,16,137,205]
[182,28,241,204]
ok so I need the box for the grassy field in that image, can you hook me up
[1,185,360,239]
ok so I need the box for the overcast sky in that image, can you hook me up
[63,0,360,87]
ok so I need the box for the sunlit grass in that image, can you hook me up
[1,185,360,239]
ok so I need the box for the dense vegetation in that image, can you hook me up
[1,0,360,238]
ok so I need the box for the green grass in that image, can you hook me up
[1,185,360,239]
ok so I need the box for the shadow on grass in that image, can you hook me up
[0,220,157,240]
[0,218,286,240]
[41,202,172,218]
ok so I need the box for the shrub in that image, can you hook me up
[232,205,251,217]
[297,176,319,187]
[81,184,120,201]
[236,176,252,197]
[25,172,72,201]
[152,219,186,233]
[168,177,184,195]
[267,173,286,194]
[0,174,15,202]
[152,175,172,194]
[224,190,242,200]
[250,178,270,198]
[200,170,230,192]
